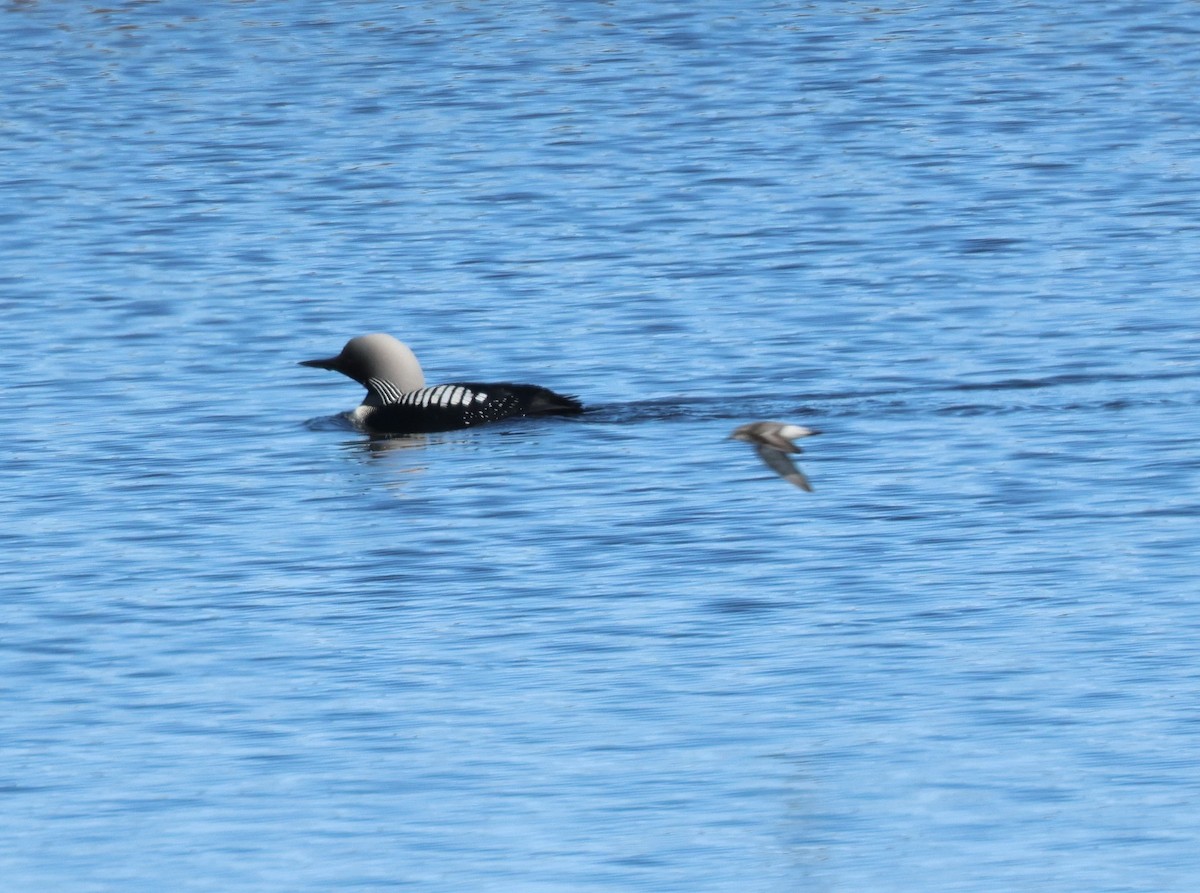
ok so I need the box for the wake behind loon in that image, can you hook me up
[301,333,583,435]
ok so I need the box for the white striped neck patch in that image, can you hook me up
[367,378,489,409]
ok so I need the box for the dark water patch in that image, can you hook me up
[959,237,1026,254]
[706,597,786,615]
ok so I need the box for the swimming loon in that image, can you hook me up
[730,421,820,491]
[301,333,583,434]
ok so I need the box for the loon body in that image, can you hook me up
[301,333,583,435]
[730,421,820,491]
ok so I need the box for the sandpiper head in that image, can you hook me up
[300,333,426,392]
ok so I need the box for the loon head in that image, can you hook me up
[300,333,427,394]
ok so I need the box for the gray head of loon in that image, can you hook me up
[300,333,427,395]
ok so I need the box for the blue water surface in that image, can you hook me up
[3,2,1200,891]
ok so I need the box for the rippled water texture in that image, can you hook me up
[3,2,1200,891]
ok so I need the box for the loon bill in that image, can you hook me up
[730,421,820,491]
[301,333,583,435]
